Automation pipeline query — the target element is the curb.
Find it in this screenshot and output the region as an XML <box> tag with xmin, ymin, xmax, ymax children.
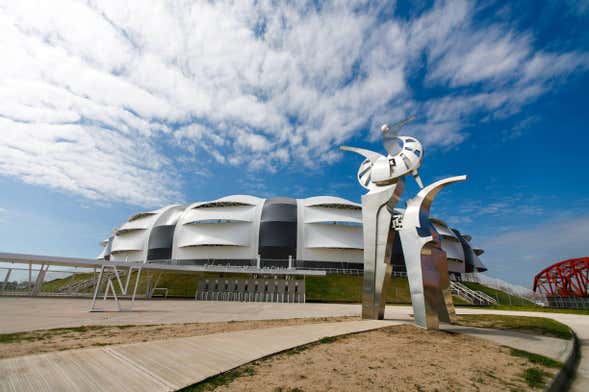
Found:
<box><xmin>545</xmin><ymin>331</ymin><xmax>580</xmax><ymax>392</ymax></box>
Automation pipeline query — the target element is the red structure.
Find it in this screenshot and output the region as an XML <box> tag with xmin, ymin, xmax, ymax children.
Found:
<box><xmin>533</xmin><ymin>257</ymin><xmax>589</xmax><ymax>297</ymax></box>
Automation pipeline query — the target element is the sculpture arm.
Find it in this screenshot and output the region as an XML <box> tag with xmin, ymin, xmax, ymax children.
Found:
<box><xmin>340</xmin><ymin>146</ymin><xmax>384</xmax><ymax>164</ymax></box>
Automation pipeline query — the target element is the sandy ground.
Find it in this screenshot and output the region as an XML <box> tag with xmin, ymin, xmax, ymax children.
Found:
<box><xmin>0</xmin><ymin>316</ymin><xmax>358</xmax><ymax>359</ymax></box>
<box><xmin>212</xmin><ymin>324</ymin><xmax>556</xmax><ymax>392</ymax></box>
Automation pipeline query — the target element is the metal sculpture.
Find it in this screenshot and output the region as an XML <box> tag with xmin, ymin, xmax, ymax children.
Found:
<box><xmin>341</xmin><ymin>119</ymin><xmax>466</xmax><ymax>329</ymax></box>
<box><xmin>533</xmin><ymin>257</ymin><xmax>589</xmax><ymax>298</ymax></box>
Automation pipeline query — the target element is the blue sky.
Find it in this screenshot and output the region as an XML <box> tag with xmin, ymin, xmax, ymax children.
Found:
<box><xmin>0</xmin><ymin>0</ymin><xmax>588</xmax><ymax>287</ymax></box>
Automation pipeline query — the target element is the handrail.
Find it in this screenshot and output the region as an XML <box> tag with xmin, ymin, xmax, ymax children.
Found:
<box><xmin>450</xmin><ymin>281</ymin><xmax>497</xmax><ymax>305</ymax></box>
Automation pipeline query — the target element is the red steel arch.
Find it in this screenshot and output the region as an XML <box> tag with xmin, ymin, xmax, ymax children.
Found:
<box><xmin>533</xmin><ymin>257</ymin><xmax>589</xmax><ymax>297</ymax></box>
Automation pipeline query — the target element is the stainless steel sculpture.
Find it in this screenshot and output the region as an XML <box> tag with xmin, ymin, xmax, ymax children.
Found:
<box><xmin>341</xmin><ymin>119</ymin><xmax>465</xmax><ymax>329</ymax></box>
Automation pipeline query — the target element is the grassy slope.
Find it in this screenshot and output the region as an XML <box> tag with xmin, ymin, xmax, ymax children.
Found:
<box><xmin>461</xmin><ymin>282</ymin><xmax>535</xmax><ymax>307</ymax></box>
<box><xmin>40</xmin><ymin>272</ymin><xmax>512</xmax><ymax>306</ymax></box>
<box><xmin>41</xmin><ymin>273</ymin><xmax>96</xmax><ymax>293</ymax></box>
<box><xmin>305</xmin><ymin>275</ymin><xmax>411</xmax><ymax>304</ymax></box>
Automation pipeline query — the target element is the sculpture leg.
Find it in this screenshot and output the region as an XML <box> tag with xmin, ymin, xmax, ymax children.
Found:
<box><xmin>361</xmin><ymin>182</ymin><xmax>403</xmax><ymax>319</ymax></box>
<box><xmin>399</xmin><ymin>176</ymin><xmax>467</xmax><ymax>329</ymax></box>
<box><xmin>438</xmin><ymin>254</ymin><xmax>457</xmax><ymax>323</ymax></box>
<box><xmin>401</xmin><ymin>234</ymin><xmax>439</xmax><ymax>329</ymax></box>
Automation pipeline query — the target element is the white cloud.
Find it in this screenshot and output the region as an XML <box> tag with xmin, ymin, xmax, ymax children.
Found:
<box><xmin>0</xmin><ymin>0</ymin><xmax>586</xmax><ymax>206</ymax></box>
<box><xmin>480</xmin><ymin>215</ymin><xmax>589</xmax><ymax>286</ymax></box>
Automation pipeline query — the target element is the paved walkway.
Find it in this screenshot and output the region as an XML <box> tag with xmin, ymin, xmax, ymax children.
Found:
<box><xmin>0</xmin><ymin>297</ymin><xmax>360</xmax><ymax>333</ymax></box>
<box><xmin>1</xmin><ymin>298</ymin><xmax>587</xmax><ymax>391</ymax></box>
<box><xmin>0</xmin><ymin>320</ymin><xmax>397</xmax><ymax>392</ymax></box>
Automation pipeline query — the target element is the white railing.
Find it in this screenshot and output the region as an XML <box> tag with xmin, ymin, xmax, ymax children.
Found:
<box><xmin>462</xmin><ymin>272</ymin><xmax>548</xmax><ymax>306</ymax></box>
<box><xmin>450</xmin><ymin>281</ymin><xmax>497</xmax><ymax>305</ymax></box>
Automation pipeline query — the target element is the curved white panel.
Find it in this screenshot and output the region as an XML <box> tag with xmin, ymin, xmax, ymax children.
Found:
<box><xmin>431</xmin><ymin>220</ymin><xmax>457</xmax><ymax>239</ymax></box>
<box><xmin>153</xmin><ymin>205</ymin><xmax>186</xmax><ymax>227</ymax></box>
<box><xmin>472</xmin><ymin>253</ymin><xmax>487</xmax><ymax>271</ymax></box>
<box><xmin>107</xmin><ymin>204</ymin><xmax>185</xmax><ymax>263</ymax></box>
<box><xmin>128</xmin><ymin>211</ymin><xmax>157</xmax><ymax>222</ymax></box>
<box><xmin>472</xmin><ymin>247</ymin><xmax>484</xmax><ymax>256</ymax></box>
<box><xmin>304</xmin><ymin>224</ymin><xmax>363</xmax><ymax>249</ymax></box>
<box><xmin>215</xmin><ymin>195</ymin><xmax>264</xmax><ymax>205</ymax></box>
<box><xmin>303</xmin><ymin>196</ymin><xmax>361</xmax><ymax>208</ymax></box>
<box><xmin>304</xmin><ymin>206</ymin><xmax>362</xmax><ymax>224</ymax></box>
<box><xmin>173</xmin><ymin>195</ymin><xmax>265</xmax><ymax>261</ymax></box>
<box><xmin>111</xmin><ymin>230</ymin><xmax>148</xmax><ymax>253</ymax></box>
<box><xmin>174</xmin><ymin>245</ymin><xmax>252</xmax><ymax>260</ymax></box>
<box><xmin>448</xmin><ymin>259</ymin><xmax>465</xmax><ymax>274</ymax></box>
<box><xmin>119</xmin><ymin>213</ymin><xmax>159</xmax><ymax>231</ymax></box>
<box><xmin>440</xmin><ymin>237</ymin><xmax>465</xmax><ymax>262</ymax></box>
<box><xmin>109</xmin><ymin>250</ymin><xmax>144</xmax><ymax>262</ymax></box>
<box><xmin>176</xmin><ymin>223</ymin><xmax>250</xmax><ymax>248</ymax></box>
<box><xmin>304</xmin><ymin>248</ymin><xmax>363</xmax><ymax>263</ymax></box>
<box><xmin>181</xmin><ymin>205</ymin><xmax>256</xmax><ymax>224</ymax></box>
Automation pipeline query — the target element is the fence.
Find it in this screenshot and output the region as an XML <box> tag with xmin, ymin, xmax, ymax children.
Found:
<box><xmin>195</xmin><ymin>277</ymin><xmax>305</xmax><ymax>303</ymax></box>
<box><xmin>461</xmin><ymin>272</ymin><xmax>549</xmax><ymax>306</ymax></box>
<box><xmin>0</xmin><ymin>263</ymin><xmax>99</xmax><ymax>297</ymax></box>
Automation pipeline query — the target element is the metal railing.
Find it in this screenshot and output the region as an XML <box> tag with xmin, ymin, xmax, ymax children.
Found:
<box><xmin>545</xmin><ymin>296</ymin><xmax>589</xmax><ymax>309</ymax></box>
<box><xmin>450</xmin><ymin>281</ymin><xmax>497</xmax><ymax>305</ymax></box>
<box><xmin>461</xmin><ymin>272</ymin><xmax>548</xmax><ymax>306</ymax></box>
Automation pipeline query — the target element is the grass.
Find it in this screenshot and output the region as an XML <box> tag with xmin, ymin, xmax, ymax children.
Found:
<box><xmin>456</xmin><ymin>314</ymin><xmax>573</xmax><ymax>340</ymax></box>
<box><xmin>306</xmin><ymin>275</ymin><xmax>412</xmax><ymax>304</ymax></box>
<box><xmin>522</xmin><ymin>367</ymin><xmax>551</xmax><ymax>388</ymax></box>
<box><xmin>41</xmin><ymin>273</ymin><xmax>97</xmax><ymax>293</ymax></box>
<box><xmin>510</xmin><ymin>348</ymin><xmax>563</xmax><ymax>369</ymax></box>
<box><xmin>0</xmin><ymin>324</ymin><xmax>141</xmax><ymax>344</ymax></box>
<box><xmin>468</xmin><ymin>304</ymin><xmax>589</xmax><ymax>315</ymax></box>
<box><xmin>42</xmin><ymin>271</ymin><xmax>399</xmax><ymax>302</ymax></box>
<box><xmin>178</xmin><ymin>366</ymin><xmax>257</xmax><ymax>392</ymax></box>
<box><xmin>507</xmin><ymin>345</ymin><xmax>564</xmax><ymax>389</ymax></box>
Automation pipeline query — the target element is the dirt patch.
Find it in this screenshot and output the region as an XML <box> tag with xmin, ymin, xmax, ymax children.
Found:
<box><xmin>201</xmin><ymin>324</ymin><xmax>557</xmax><ymax>392</ymax></box>
<box><xmin>0</xmin><ymin>316</ymin><xmax>358</xmax><ymax>359</ymax></box>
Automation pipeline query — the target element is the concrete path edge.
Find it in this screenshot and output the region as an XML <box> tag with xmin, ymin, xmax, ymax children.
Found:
<box><xmin>546</xmin><ymin>330</ymin><xmax>580</xmax><ymax>392</ymax></box>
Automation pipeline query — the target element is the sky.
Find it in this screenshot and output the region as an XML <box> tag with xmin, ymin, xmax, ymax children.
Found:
<box><xmin>0</xmin><ymin>0</ymin><xmax>588</xmax><ymax>287</ymax></box>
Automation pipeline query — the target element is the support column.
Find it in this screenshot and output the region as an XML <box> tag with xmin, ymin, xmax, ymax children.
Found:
<box><xmin>2</xmin><ymin>268</ymin><xmax>12</xmax><ymax>290</ymax></box>
<box><xmin>32</xmin><ymin>264</ymin><xmax>48</xmax><ymax>296</ymax></box>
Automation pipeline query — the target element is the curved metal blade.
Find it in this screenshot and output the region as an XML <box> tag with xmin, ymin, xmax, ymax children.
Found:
<box><xmin>340</xmin><ymin>146</ymin><xmax>384</xmax><ymax>163</ymax></box>
<box><xmin>382</xmin><ymin>116</ymin><xmax>416</xmax><ymax>137</ymax></box>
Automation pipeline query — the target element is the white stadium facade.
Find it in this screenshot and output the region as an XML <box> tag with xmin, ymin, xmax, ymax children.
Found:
<box><xmin>98</xmin><ymin>195</ymin><xmax>486</xmax><ymax>277</ymax></box>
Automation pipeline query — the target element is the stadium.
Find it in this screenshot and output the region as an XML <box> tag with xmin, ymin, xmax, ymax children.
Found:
<box><xmin>98</xmin><ymin>194</ymin><xmax>487</xmax><ymax>279</ymax></box>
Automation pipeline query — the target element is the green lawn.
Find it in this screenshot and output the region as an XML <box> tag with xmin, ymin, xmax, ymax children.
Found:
<box><xmin>467</xmin><ymin>304</ymin><xmax>589</xmax><ymax>315</ymax></box>
<box><xmin>40</xmin><ymin>272</ymin><xmax>490</xmax><ymax>305</ymax></box>
<box><xmin>41</xmin><ymin>272</ymin><xmax>96</xmax><ymax>293</ymax></box>
<box><xmin>456</xmin><ymin>314</ymin><xmax>573</xmax><ymax>340</ymax></box>
<box><xmin>305</xmin><ymin>275</ymin><xmax>412</xmax><ymax>304</ymax></box>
